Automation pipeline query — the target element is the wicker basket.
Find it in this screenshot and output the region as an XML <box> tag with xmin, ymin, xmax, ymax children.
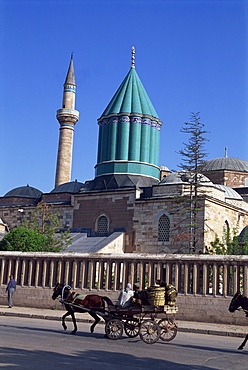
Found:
<box><xmin>147</xmin><ymin>286</ymin><xmax>165</xmax><ymax>306</ymax></box>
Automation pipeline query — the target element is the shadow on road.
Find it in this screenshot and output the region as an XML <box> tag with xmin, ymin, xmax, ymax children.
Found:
<box><xmin>0</xmin><ymin>347</ymin><xmax>228</xmax><ymax>370</ymax></box>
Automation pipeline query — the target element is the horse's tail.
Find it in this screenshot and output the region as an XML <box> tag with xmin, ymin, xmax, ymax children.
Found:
<box><xmin>102</xmin><ymin>296</ymin><xmax>114</xmax><ymax>307</ymax></box>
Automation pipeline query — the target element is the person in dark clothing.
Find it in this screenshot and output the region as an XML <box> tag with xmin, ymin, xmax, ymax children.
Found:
<box><xmin>133</xmin><ymin>283</ymin><xmax>140</xmax><ymax>299</ymax></box>
<box><xmin>6</xmin><ymin>275</ymin><xmax>17</xmax><ymax>308</ymax></box>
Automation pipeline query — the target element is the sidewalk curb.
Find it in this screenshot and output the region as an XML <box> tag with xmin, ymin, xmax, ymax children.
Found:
<box><xmin>0</xmin><ymin>309</ymin><xmax>246</xmax><ymax>338</ymax></box>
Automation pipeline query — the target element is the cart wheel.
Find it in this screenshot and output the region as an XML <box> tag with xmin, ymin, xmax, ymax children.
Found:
<box><xmin>139</xmin><ymin>320</ymin><xmax>160</xmax><ymax>344</ymax></box>
<box><xmin>105</xmin><ymin>319</ymin><xmax>123</xmax><ymax>340</ymax></box>
<box><xmin>158</xmin><ymin>318</ymin><xmax>178</xmax><ymax>341</ymax></box>
<box><xmin>124</xmin><ymin>319</ymin><xmax>140</xmax><ymax>338</ymax></box>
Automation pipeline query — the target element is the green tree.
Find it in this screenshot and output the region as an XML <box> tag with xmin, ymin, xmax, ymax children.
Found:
<box><xmin>0</xmin><ymin>227</ymin><xmax>49</xmax><ymax>252</ymax></box>
<box><xmin>21</xmin><ymin>201</ymin><xmax>72</xmax><ymax>251</ymax></box>
<box><xmin>207</xmin><ymin>226</ymin><xmax>248</xmax><ymax>255</ymax></box>
<box><xmin>177</xmin><ymin>112</ymin><xmax>209</xmax><ymax>252</ymax></box>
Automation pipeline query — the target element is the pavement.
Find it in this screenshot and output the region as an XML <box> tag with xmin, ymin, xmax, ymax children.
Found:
<box><xmin>0</xmin><ymin>304</ymin><xmax>247</xmax><ymax>338</ymax></box>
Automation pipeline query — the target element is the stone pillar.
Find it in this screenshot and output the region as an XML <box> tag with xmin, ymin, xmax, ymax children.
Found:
<box><xmin>0</xmin><ymin>258</ymin><xmax>5</xmax><ymax>285</ymax></box>
<box><xmin>184</xmin><ymin>263</ymin><xmax>189</xmax><ymax>295</ymax></box>
<box><xmin>35</xmin><ymin>260</ymin><xmax>40</xmax><ymax>288</ymax></box>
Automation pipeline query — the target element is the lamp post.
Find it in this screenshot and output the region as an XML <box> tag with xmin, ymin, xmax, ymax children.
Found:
<box><xmin>18</xmin><ymin>208</ymin><xmax>24</xmax><ymax>225</ymax></box>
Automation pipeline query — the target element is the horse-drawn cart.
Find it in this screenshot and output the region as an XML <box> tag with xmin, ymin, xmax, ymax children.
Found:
<box><xmin>105</xmin><ymin>304</ymin><xmax>178</xmax><ymax>344</ymax></box>
<box><xmin>52</xmin><ymin>283</ymin><xmax>179</xmax><ymax>344</ymax></box>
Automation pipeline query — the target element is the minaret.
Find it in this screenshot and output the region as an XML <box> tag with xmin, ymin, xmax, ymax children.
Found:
<box><xmin>55</xmin><ymin>54</ymin><xmax>79</xmax><ymax>187</ymax></box>
<box><xmin>95</xmin><ymin>47</ymin><xmax>162</xmax><ymax>180</ymax></box>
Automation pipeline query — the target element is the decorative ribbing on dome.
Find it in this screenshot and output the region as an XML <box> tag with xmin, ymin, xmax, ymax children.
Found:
<box><xmin>101</xmin><ymin>68</ymin><xmax>159</xmax><ymax>119</ymax></box>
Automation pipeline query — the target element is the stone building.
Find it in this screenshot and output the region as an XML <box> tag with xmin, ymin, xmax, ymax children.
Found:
<box><xmin>1</xmin><ymin>49</ymin><xmax>248</xmax><ymax>253</ymax></box>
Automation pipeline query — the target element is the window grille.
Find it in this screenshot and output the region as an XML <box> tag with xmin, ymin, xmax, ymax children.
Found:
<box><xmin>158</xmin><ymin>214</ymin><xmax>170</xmax><ymax>241</ymax></box>
<box><xmin>97</xmin><ymin>215</ymin><xmax>108</xmax><ymax>235</ymax></box>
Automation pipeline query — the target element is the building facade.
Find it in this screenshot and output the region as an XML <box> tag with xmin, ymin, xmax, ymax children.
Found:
<box><xmin>1</xmin><ymin>50</ymin><xmax>248</xmax><ymax>253</ymax></box>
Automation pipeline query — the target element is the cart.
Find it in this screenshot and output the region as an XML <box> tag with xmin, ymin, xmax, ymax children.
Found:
<box><xmin>104</xmin><ymin>304</ymin><xmax>178</xmax><ymax>344</ymax></box>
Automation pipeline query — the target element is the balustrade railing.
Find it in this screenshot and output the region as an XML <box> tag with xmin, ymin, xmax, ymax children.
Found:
<box><xmin>0</xmin><ymin>252</ymin><xmax>247</xmax><ymax>297</ymax></box>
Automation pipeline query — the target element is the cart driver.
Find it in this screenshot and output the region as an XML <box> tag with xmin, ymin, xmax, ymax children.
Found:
<box><xmin>116</xmin><ymin>283</ymin><xmax>134</xmax><ymax>307</ymax></box>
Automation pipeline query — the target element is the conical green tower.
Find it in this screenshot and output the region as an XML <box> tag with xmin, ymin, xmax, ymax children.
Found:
<box><xmin>95</xmin><ymin>47</ymin><xmax>162</xmax><ymax>181</ymax></box>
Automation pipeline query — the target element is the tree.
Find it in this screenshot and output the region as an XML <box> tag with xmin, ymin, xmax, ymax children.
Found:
<box><xmin>20</xmin><ymin>201</ymin><xmax>72</xmax><ymax>251</ymax></box>
<box><xmin>0</xmin><ymin>201</ymin><xmax>72</xmax><ymax>252</ymax></box>
<box><xmin>207</xmin><ymin>226</ymin><xmax>248</xmax><ymax>255</ymax></box>
<box><xmin>0</xmin><ymin>227</ymin><xmax>49</xmax><ymax>252</ymax></box>
<box><xmin>177</xmin><ymin>112</ymin><xmax>209</xmax><ymax>252</ymax></box>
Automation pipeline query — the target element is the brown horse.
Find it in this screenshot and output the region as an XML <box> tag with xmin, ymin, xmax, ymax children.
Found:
<box><xmin>229</xmin><ymin>291</ymin><xmax>248</xmax><ymax>350</ymax></box>
<box><xmin>52</xmin><ymin>283</ymin><xmax>113</xmax><ymax>334</ymax></box>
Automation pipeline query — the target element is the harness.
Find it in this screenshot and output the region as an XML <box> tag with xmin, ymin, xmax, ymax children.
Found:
<box><xmin>61</xmin><ymin>285</ymin><xmax>72</xmax><ymax>301</ymax></box>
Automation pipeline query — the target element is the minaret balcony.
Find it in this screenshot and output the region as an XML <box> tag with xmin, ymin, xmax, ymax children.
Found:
<box><xmin>56</xmin><ymin>109</ymin><xmax>80</xmax><ymax>125</ymax></box>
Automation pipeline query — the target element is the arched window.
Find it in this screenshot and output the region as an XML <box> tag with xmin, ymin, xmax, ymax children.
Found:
<box><xmin>97</xmin><ymin>215</ymin><xmax>109</xmax><ymax>235</ymax></box>
<box><xmin>158</xmin><ymin>214</ymin><xmax>170</xmax><ymax>242</ymax></box>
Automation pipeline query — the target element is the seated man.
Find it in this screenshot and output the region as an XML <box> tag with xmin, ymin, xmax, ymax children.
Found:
<box><xmin>116</xmin><ymin>283</ymin><xmax>134</xmax><ymax>307</ymax></box>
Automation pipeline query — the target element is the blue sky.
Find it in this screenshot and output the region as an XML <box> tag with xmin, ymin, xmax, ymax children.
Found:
<box><xmin>0</xmin><ymin>0</ymin><xmax>247</xmax><ymax>196</ymax></box>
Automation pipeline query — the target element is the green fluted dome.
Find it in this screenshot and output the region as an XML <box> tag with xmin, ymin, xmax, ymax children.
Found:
<box><xmin>101</xmin><ymin>68</ymin><xmax>159</xmax><ymax>119</ymax></box>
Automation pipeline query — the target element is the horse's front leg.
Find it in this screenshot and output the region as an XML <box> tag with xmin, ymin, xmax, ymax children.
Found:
<box><xmin>70</xmin><ymin>311</ymin><xmax>78</xmax><ymax>335</ymax></box>
<box><xmin>62</xmin><ymin>311</ymin><xmax>71</xmax><ymax>331</ymax></box>
<box><xmin>89</xmin><ymin>312</ymin><xmax>101</xmax><ymax>333</ymax></box>
<box><xmin>238</xmin><ymin>334</ymin><xmax>248</xmax><ymax>350</ymax></box>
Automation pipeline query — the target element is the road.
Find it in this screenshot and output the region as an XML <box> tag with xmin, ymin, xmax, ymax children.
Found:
<box><xmin>0</xmin><ymin>316</ymin><xmax>247</xmax><ymax>369</ymax></box>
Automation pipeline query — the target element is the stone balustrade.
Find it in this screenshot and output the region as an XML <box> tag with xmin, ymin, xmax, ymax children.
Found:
<box><xmin>1</xmin><ymin>252</ymin><xmax>247</xmax><ymax>297</ymax></box>
<box><xmin>1</xmin><ymin>252</ymin><xmax>247</xmax><ymax>324</ymax></box>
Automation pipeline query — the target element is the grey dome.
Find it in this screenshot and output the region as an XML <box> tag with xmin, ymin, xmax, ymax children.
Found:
<box><xmin>160</xmin><ymin>171</ymin><xmax>212</xmax><ymax>185</ymax></box>
<box><xmin>202</xmin><ymin>157</ymin><xmax>248</xmax><ymax>172</ymax></box>
<box><xmin>4</xmin><ymin>185</ymin><xmax>42</xmax><ymax>198</ymax></box>
<box><xmin>51</xmin><ymin>180</ymin><xmax>85</xmax><ymax>194</ymax></box>
<box><xmin>213</xmin><ymin>184</ymin><xmax>243</xmax><ymax>200</ymax></box>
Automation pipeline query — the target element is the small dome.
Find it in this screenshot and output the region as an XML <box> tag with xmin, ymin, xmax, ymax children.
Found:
<box><xmin>51</xmin><ymin>180</ymin><xmax>85</xmax><ymax>194</ymax></box>
<box><xmin>160</xmin><ymin>171</ymin><xmax>212</xmax><ymax>185</ymax></box>
<box><xmin>160</xmin><ymin>165</ymin><xmax>170</xmax><ymax>171</ymax></box>
<box><xmin>213</xmin><ymin>184</ymin><xmax>243</xmax><ymax>200</ymax></box>
<box><xmin>202</xmin><ymin>157</ymin><xmax>248</xmax><ymax>172</ymax></box>
<box><xmin>4</xmin><ymin>185</ymin><xmax>42</xmax><ymax>198</ymax></box>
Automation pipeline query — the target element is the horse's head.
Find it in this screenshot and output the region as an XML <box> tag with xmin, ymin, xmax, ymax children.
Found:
<box><xmin>229</xmin><ymin>291</ymin><xmax>243</xmax><ymax>312</ymax></box>
<box><xmin>52</xmin><ymin>283</ymin><xmax>64</xmax><ymax>300</ymax></box>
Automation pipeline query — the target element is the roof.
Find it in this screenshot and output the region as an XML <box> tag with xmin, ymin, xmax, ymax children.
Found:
<box><xmin>160</xmin><ymin>172</ymin><xmax>212</xmax><ymax>185</ymax></box>
<box><xmin>51</xmin><ymin>180</ymin><xmax>84</xmax><ymax>194</ymax></box>
<box><xmin>100</xmin><ymin>68</ymin><xmax>159</xmax><ymax>119</ymax></box>
<box><xmin>4</xmin><ymin>185</ymin><xmax>42</xmax><ymax>198</ymax></box>
<box><xmin>213</xmin><ymin>184</ymin><xmax>243</xmax><ymax>200</ymax></box>
<box><xmin>202</xmin><ymin>157</ymin><xmax>248</xmax><ymax>173</ymax></box>
<box><xmin>64</xmin><ymin>55</ymin><xmax>76</xmax><ymax>86</ymax></box>
<box><xmin>80</xmin><ymin>174</ymin><xmax>159</xmax><ymax>192</ymax></box>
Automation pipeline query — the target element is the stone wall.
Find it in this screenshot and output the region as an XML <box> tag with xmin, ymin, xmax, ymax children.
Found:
<box><xmin>73</xmin><ymin>189</ymin><xmax>139</xmax><ymax>252</ymax></box>
<box><xmin>203</xmin><ymin>170</ymin><xmax>248</xmax><ymax>188</ymax></box>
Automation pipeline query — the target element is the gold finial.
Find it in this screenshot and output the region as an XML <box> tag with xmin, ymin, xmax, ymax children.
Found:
<box><xmin>131</xmin><ymin>46</ymin><xmax>135</xmax><ymax>68</ymax></box>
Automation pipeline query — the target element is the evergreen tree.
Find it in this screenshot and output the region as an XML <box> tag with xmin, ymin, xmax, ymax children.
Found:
<box><xmin>177</xmin><ymin>112</ymin><xmax>209</xmax><ymax>252</ymax></box>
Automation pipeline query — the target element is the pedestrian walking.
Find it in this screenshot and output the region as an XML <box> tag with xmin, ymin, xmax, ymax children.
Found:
<box><xmin>6</xmin><ymin>275</ymin><xmax>17</xmax><ymax>308</ymax></box>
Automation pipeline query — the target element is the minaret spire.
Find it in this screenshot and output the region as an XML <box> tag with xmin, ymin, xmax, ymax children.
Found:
<box><xmin>131</xmin><ymin>46</ymin><xmax>135</xmax><ymax>69</ymax></box>
<box><xmin>55</xmin><ymin>56</ymin><xmax>80</xmax><ymax>187</ymax></box>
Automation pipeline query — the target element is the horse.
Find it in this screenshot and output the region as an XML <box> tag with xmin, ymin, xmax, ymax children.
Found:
<box><xmin>229</xmin><ymin>291</ymin><xmax>248</xmax><ymax>350</ymax></box>
<box><xmin>52</xmin><ymin>283</ymin><xmax>113</xmax><ymax>334</ymax></box>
